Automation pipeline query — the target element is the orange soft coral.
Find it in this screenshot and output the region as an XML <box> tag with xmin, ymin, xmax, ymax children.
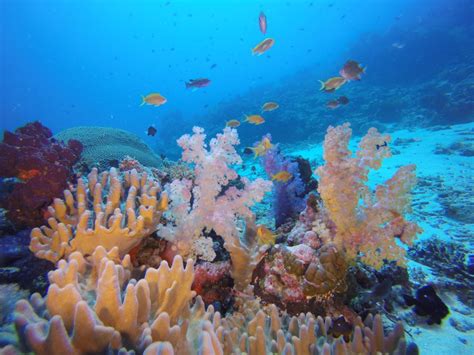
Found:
<box><xmin>316</xmin><ymin>123</ymin><xmax>422</xmax><ymax>269</ymax></box>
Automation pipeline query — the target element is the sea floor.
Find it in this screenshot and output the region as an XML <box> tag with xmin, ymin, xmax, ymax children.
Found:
<box><xmin>286</xmin><ymin>121</ymin><xmax>474</xmax><ymax>354</ymax></box>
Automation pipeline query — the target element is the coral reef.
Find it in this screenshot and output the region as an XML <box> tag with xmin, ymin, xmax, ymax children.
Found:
<box><xmin>260</xmin><ymin>141</ymin><xmax>306</xmax><ymax>227</ymax></box>
<box><xmin>158</xmin><ymin>127</ymin><xmax>272</xmax><ymax>261</ymax></box>
<box><xmin>30</xmin><ymin>167</ymin><xmax>167</xmax><ymax>263</ymax></box>
<box><xmin>55</xmin><ymin>126</ymin><xmax>162</xmax><ymax>170</ymax></box>
<box><xmin>408</xmin><ymin>237</ymin><xmax>473</xmax><ymax>307</ymax></box>
<box><xmin>0</xmin><ymin>121</ymin><xmax>82</xmax><ymax>228</ymax></box>
<box><xmin>315</xmin><ymin>123</ymin><xmax>422</xmax><ymax>268</ymax></box>
<box><xmin>253</xmin><ymin>243</ymin><xmax>348</xmax><ymax>315</ymax></box>
<box><xmin>6</xmin><ymin>245</ymin><xmax>410</xmax><ymax>355</ymax></box>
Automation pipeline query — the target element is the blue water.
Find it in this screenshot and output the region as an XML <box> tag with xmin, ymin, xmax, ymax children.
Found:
<box><xmin>3</xmin><ymin>0</ymin><xmax>471</xmax><ymax>157</ymax></box>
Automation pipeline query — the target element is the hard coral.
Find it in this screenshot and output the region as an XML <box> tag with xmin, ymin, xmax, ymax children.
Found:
<box><xmin>8</xmin><ymin>245</ymin><xmax>411</xmax><ymax>355</ymax></box>
<box><xmin>158</xmin><ymin>127</ymin><xmax>272</xmax><ymax>260</ymax></box>
<box><xmin>30</xmin><ymin>167</ymin><xmax>167</xmax><ymax>263</ymax></box>
<box><xmin>316</xmin><ymin>123</ymin><xmax>422</xmax><ymax>269</ymax></box>
<box><xmin>55</xmin><ymin>126</ymin><xmax>162</xmax><ymax>170</ymax></box>
<box><xmin>0</xmin><ymin>121</ymin><xmax>82</xmax><ymax>228</ymax></box>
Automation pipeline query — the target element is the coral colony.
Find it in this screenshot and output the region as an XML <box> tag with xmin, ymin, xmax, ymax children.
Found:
<box><xmin>0</xmin><ymin>122</ymin><xmax>424</xmax><ymax>354</ymax></box>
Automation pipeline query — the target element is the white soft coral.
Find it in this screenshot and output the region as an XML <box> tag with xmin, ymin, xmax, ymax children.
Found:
<box><xmin>158</xmin><ymin>127</ymin><xmax>272</xmax><ymax>260</ymax></box>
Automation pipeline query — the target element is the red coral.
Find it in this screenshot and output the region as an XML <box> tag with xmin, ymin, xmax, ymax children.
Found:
<box><xmin>0</xmin><ymin>121</ymin><xmax>82</xmax><ymax>228</ymax></box>
<box><xmin>192</xmin><ymin>261</ymin><xmax>233</xmax><ymax>306</ymax></box>
<box><xmin>119</xmin><ymin>155</ymin><xmax>144</xmax><ymax>172</ymax></box>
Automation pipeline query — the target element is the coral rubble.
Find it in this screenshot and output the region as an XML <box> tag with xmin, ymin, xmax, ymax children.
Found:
<box><xmin>0</xmin><ymin>121</ymin><xmax>82</xmax><ymax>228</ymax></box>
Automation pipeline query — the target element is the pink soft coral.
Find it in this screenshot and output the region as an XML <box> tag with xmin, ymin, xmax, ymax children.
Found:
<box><xmin>316</xmin><ymin>123</ymin><xmax>421</xmax><ymax>269</ymax></box>
<box><xmin>158</xmin><ymin>127</ymin><xmax>272</xmax><ymax>260</ymax></box>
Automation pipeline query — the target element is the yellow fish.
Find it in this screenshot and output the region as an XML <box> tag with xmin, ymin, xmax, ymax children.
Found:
<box><xmin>271</xmin><ymin>171</ymin><xmax>292</xmax><ymax>182</ymax></box>
<box><xmin>141</xmin><ymin>93</ymin><xmax>167</xmax><ymax>107</ymax></box>
<box><xmin>158</xmin><ymin>192</ymin><xmax>168</xmax><ymax>211</ymax></box>
<box><xmin>244</xmin><ymin>114</ymin><xmax>265</xmax><ymax>125</ymax></box>
<box><xmin>262</xmin><ymin>102</ymin><xmax>279</xmax><ymax>112</ymax></box>
<box><xmin>248</xmin><ymin>136</ymin><xmax>273</xmax><ymax>158</ymax></box>
<box><xmin>257</xmin><ymin>225</ymin><xmax>277</xmax><ymax>246</ymax></box>
<box><xmin>252</xmin><ymin>38</ymin><xmax>275</xmax><ymax>56</ymax></box>
<box><xmin>226</xmin><ymin>119</ymin><xmax>241</xmax><ymax>128</ymax></box>
<box><xmin>318</xmin><ymin>77</ymin><xmax>346</xmax><ymax>92</ymax></box>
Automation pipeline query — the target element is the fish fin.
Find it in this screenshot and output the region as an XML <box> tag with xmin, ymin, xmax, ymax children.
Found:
<box><xmin>318</xmin><ymin>80</ymin><xmax>325</xmax><ymax>91</ymax></box>
<box><xmin>192</xmin><ymin>88</ymin><xmax>198</xmax><ymax>92</ymax></box>
<box><xmin>140</xmin><ymin>95</ymin><xmax>146</xmax><ymax>106</ymax></box>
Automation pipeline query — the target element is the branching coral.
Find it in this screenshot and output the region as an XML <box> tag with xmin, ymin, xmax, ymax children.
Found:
<box><xmin>316</xmin><ymin>123</ymin><xmax>422</xmax><ymax>269</ymax></box>
<box><xmin>158</xmin><ymin>127</ymin><xmax>272</xmax><ymax>260</ymax></box>
<box><xmin>9</xmin><ymin>245</ymin><xmax>410</xmax><ymax>355</ymax></box>
<box><xmin>12</xmin><ymin>246</ymin><xmax>197</xmax><ymax>354</ymax></box>
<box><xmin>30</xmin><ymin>168</ymin><xmax>167</xmax><ymax>263</ymax></box>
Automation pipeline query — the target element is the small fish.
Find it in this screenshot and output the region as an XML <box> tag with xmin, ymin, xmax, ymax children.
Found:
<box><xmin>319</xmin><ymin>77</ymin><xmax>346</xmax><ymax>92</ymax></box>
<box><xmin>403</xmin><ymin>285</ymin><xmax>449</xmax><ymax>325</ymax></box>
<box><xmin>140</xmin><ymin>93</ymin><xmax>167</xmax><ymax>107</ymax></box>
<box><xmin>244</xmin><ymin>114</ymin><xmax>265</xmax><ymax>125</ymax></box>
<box><xmin>326</xmin><ymin>99</ymin><xmax>340</xmax><ymax>109</ymax></box>
<box><xmin>328</xmin><ymin>316</ymin><xmax>352</xmax><ymax>341</ymax></box>
<box><xmin>337</xmin><ymin>96</ymin><xmax>350</xmax><ymax>105</ymax></box>
<box><xmin>392</xmin><ymin>42</ymin><xmax>405</xmax><ymax>49</ymax></box>
<box><xmin>226</xmin><ymin>119</ymin><xmax>240</xmax><ymax>128</ymax></box>
<box><xmin>248</xmin><ymin>136</ymin><xmax>273</xmax><ymax>157</ymax></box>
<box><xmin>339</xmin><ymin>60</ymin><xmax>365</xmax><ymax>81</ymax></box>
<box><xmin>158</xmin><ymin>192</ymin><xmax>168</xmax><ymax>211</ymax></box>
<box><xmin>17</xmin><ymin>169</ymin><xmax>41</xmax><ymax>181</ymax></box>
<box><xmin>257</xmin><ymin>225</ymin><xmax>277</xmax><ymax>246</ymax></box>
<box><xmin>185</xmin><ymin>78</ymin><xmax>211</xmax><ymax>89</ymax></box>
<box><xmin>252</xmin><ymin>38</ymin><xmax>275</xmax><ymax>56</ymax></box>
<box><xmin>261</xmin><ymin>102</ymin><xmax>279</xmax><ymax>112</ymax></box>
<box><xmin>259</xmin><ymin>11</ymin><xmax>267</xmax><ymax>35</ymax></box>
<box><xmin>210</xmin><ymin>63</ymin><xmax>217</xmax><ymax>69</ymax></box>
<box><xmin>376</xmin><ymin>141</ymin><xmax>388</xmax><ymax>150</ymax></box>
<box><xmin>271</xmin><ymin>170</ymin><xmax>292</xmax><ymax>182</ymax></box>
<box><xmin>146</xmin><ymin>125</ymin><xmax>157</xmax><ymax>136</ymax></box>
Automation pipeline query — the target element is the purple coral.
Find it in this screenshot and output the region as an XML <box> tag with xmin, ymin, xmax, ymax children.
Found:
<box><xmin>0</xmin><ymin>121</ymin><xmax>82</xmax><ymax>228</ymax></box>
<box><xmin>259</xmin><ymin>137</ymin><xmax>306</xmax><ymax>227</ymax></box>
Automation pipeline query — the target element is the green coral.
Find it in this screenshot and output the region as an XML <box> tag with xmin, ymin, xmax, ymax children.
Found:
<box><xmin>55</xmin><ymin>126</ymin><xmax>163</xmax><ymax>169</ymax></box>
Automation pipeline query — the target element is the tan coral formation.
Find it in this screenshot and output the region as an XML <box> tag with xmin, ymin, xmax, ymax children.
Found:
<box><xmin>30</xmin><ymin>167</ymin><xmax>167</xmax><ymax>262</ymax></box>
<box><xmin>12</xmin><ymin>245</ymin><xmax>409</xmax><ymax>355</ymax></box>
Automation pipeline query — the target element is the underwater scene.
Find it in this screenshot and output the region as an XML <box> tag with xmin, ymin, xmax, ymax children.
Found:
<box><xmin>0</xmin><ymin>0</ymin><xmax>473</xmax><ymax>354</ymax></box>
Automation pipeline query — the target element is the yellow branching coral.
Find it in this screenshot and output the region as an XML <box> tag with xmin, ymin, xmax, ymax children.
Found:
<box><xmin>30</xmin><ymin>167</ymin><xmax>167</xmax><ymax>262</ymax></box>
<box><xmin>11</xmin><ymin>246</ymin><xmax>409</xmax><ymax>355</ymax></box>
<box><xmin>316</xmin><ymin>123</ymin><xmax>422</xmax><ymax>269</ymax></box>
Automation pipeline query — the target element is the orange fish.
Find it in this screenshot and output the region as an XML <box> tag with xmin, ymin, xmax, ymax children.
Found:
<box><xmin>252</xmin><ymin>38</ymin><xmax>275</xmax><ymax>56</ymax></box>
<box><xmin>244</xmin><ymin>114</ymin><xmax>265</xmax><ymax>125</ymax></box>
<box><xmin>140</xmin><ymin>93</ymin><xmax>167</xmax><ymax>107</ymax></box>
<box><xmin>319</xmin><ymin>77</ymin><xmax>346</xmax><ymax>92</ymax></box>
<box><xmin>261</xmin><ymin>102</ymin><xmax>279</xmax><ymax>112</ymax></box>
<box><xmin>257</xmin><ymin>225</ymin><xmax>277</xmax><ymax>246</ymax></box>
<box><xmin>17</xmin><ymin>169</ymin><xmax>41</xmax><ymax>181</ymax></box>
<box><xmin>226</xmin><ymin>119</ymin><xmax>241</xmax><ymax>128</ymax></box>
<box><xmin>248</xmin><ymin>136</ymin><xmax>273</xmax><ymax>157</ymax></box>
<box><xmin>271</xmin><ymin>170</ymin><xmax>292</xmax><ymax>182</ymax></box>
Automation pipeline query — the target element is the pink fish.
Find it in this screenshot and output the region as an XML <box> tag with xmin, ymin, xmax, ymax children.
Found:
<box><xmin>185</xmin><ymin>78</ymin><xmax>211</xmax><ymax>89</ymax></box>
<box><xmin>259</xmin><ymin>12</ymin><xmax>267</xmax><ymax>35</ymax></box>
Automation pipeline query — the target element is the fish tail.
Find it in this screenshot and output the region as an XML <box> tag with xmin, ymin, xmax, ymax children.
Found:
<box><xmin>318</xmin><ymin>80</ymin><xmax>325</xmax><ymax>91</ymax></box>
<box><xmin>140</xmin><ymin>96</ymin><xmax>146</xmax><ymax>106</ymax></box>
<box><xmin>185</xmin><ymin>82</ymin><xmax>190</xmax><ymax>89</ymax></box>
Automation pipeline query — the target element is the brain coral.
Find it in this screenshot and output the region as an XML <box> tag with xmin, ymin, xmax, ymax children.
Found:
<box><xmin>55</xmin><ymin>126</ymin><xmax>163</xmax><ymax>169</ymax></box>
